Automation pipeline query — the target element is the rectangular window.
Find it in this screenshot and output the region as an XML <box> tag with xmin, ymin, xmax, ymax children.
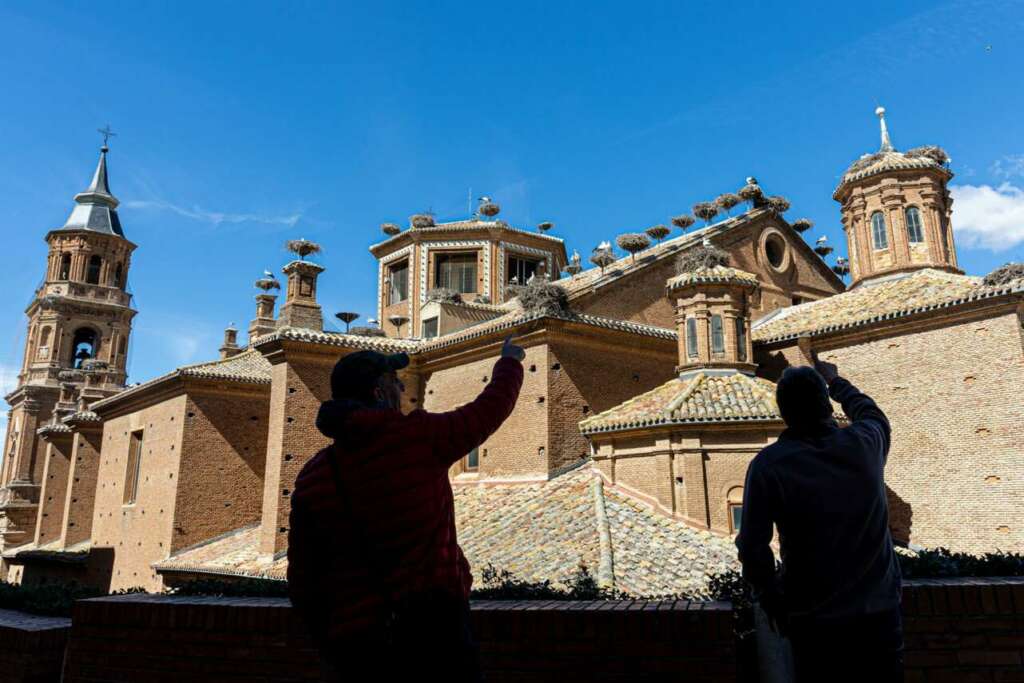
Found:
<box><xmin>422</xmin><ymin>317</ymin><xmax>438</xmax><ymax>339</ymax></box>
<box><xmin>465</xmin><ymin>447</ymin><xmax>479</xmax><ymax>471</ymax></box>
<box><xmin>124</xmin><ymin>430</ymin><xmax>143</xmax><ymax>505</ymax></box>
<box><xmin>686</xmin><ymin>318</ymin><xmax>698</xmax><ymax>358</ymax></box>
<box><xmin>730</xmin><ymin>504</ymin><xmax>743</xmax><ymax>533</ymax></box>
<box><xmin>711</xmin><ymin>315</ymin><xmax>725</xmax><ymax>354</ymax></box>
<box><xmin>434</xmin><ymin>252</ymin><xmax>477</xmax><ymax>294</ymax></box>
<box><xmin>736</xmin><ymin>318</ymin><xmax>747</xmax><ymax>362</ymax></box>
<box><xmin>388</xmin><ymin>260</ymin><xmax>409</xmax><ymax>304</ymax></box>
<box><xmin>507</xmin><ymin>255</ymin><xmax>541</xmax><ymax>284</ymax></box>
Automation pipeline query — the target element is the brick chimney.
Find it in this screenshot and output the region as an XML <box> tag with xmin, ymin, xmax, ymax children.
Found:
<box><xmin>248</xmin><ymin>294</ymin><xmax>278</xmax><ymax>341</ymax></box>
<box><xmin>277</xmin><ymin>260</ymin><xmax>325</xmax><ymax>331</ymax></box>
<box><xmin>219</xmin><ymin>324</ymin><xmax>241</xmax><ymax>359</ymax></box>
<box><xmin>666</xmin><ymin>265</ymin><xmax>759</xmax><ymax>375</ymax></box>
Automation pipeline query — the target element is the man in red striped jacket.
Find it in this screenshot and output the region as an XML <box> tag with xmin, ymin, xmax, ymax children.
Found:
<box><xmin>288</xmin><ymin>335</ymin><xmax>525</xmax><ymax>681</ymax></box>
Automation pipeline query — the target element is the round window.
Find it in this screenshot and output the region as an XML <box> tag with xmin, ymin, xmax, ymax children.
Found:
<box><xmin>765</xmin><ymin>234</ymin><xmax>786</xmax><ymax>269</ymax></box>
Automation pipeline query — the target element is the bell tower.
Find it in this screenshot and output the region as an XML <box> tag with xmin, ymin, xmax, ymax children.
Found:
<box><xmin>834</xmin><ymin>107</ymin><xmax>960</xmax><ymax>287</ymax></box>
<box><xmin>0</xmin><ymin>140</ymin><xmax>137</xmax><ymax>556</ymax></box>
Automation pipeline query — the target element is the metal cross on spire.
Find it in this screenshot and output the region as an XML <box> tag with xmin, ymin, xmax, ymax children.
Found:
<box><xmin>97</xmin><ymin>124</ymin><xmax>117</xmax><ymax>150</ymax></box>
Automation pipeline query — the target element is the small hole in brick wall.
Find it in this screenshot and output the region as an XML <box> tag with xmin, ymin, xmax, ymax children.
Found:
<box><xmin>985</xmin><ymin>475</ymin><xmax>1001</xmax><ymax>484</ymax></box>
<box><xmin>285</xmin><ymin>454</ymin><xmax>294</xmax><ymax>461</ymax></box>
<box><xmin>75</xmin><ymin>478</ymin><xmax>80</xmax><ymax>483</ymax></box>
<box><xmin>538</xmin><ymin>396</ymin><xmax>545</xmax><ymax>403</ymax></box>
<box><xmin>632</xmin><ymin>374</ymin><xmax>640</xmax><ymax>382</ymax></box>
<box><xmin>187</xmin><ymin>412</ymin><xmax>195</xmax><ymax>418</ymax></box>
<box><xmin>69</xmin><ymin>522</ymin><xmax>75</xmax><ymax>527</ymax></box>
<box><xmin>288</xmin><ymin>387</ymin><xmax>296</xmax><ymax>394</ymax></box>
<box><xmin>287</xmin><ymin>416</ymin><xmax>295</xmax><ymax>423</ymax></box>
<box><xmin>529</xmin><ymin>365</ymin><xmax>536</xmax><ymax>372</ymax></box>
<box><xmin>282</xmin><ymin>489</ymin><xmax>290</xmax><ymax>496</ymax></box>
<box><xmin>676</xmin><ymin>476</ymin><xmax>684</xmax><ymax>484</ymax></box>
<box><xmin>410</xmin><ymin>398</ymin><xmax>418</xmax><ymax>404</ymax></box>
<box><xmin>170</xmin><ymin>416</ymin><xmax>174</xmax><ymax>421</ymax></box>
<box><xmin>552</xmin><ymin>363</ymin><xmax>561</xmax><ymax>371</ymax></box>
<box><xmin>538</xmin><ymin>447</ymin><xmax>545</xmax><ymax>458</ymax></box>
<box><xmin>483</xmin><ymin>376</ymin><xmax>488</xmax><ymax>383</ymax></box>
<box><xmin>72</xmin><ymin>498</ymin><xmax>77</xmax><ymax>503</ymax></box>
<box><xmin>48</xmin><ymin>496</ymin><xmax>52</xmax><ymax>501</ymax></box>
<box><xmin>997</xmin><ymin>526</ymin><xmax>1010</xmax><ymax>533</ymax></box>
<box><xmin>42</xmin><ymin>513</ymin><xmax>48</xmax><ymax>517</ymax></box>
<box><xmin>279</xmin><ymin>527</ymin><xmax>288</xmax><ymax>533</ymax></box>
<box><xmin>976</xmin><ymin>427</ymin><xmax>991</xmax><ymax>435</ymax></box>
<box><xmin>224</xmin><ymin>502</ymin><xmax>231</xmax><ymax>507</ymax></box>
<box><xmin>964</xmin><ymin>375</ymin><xmax>976</xmax><ymax>384</ymax></box>
<box><xmin>482</xmin><ymin>449</ymin><xmax>488</xmax><ymax>458</ymax></box>
<box><xmin>582</xmin><ymin>406</ymin><xmax>590</xmax><ymax>414</ymax></box>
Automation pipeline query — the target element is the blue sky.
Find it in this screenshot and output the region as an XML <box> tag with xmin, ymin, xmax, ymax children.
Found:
<box><xmin>2</xmin><ymin>0</ymin><xmax>1023</xmax><ymax>399</ymax></box>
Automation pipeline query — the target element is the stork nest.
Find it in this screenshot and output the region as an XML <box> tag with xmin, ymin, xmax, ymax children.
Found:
<box><xmin>982</xmin><ymin>262</ymin><xmax>1024</xmax><ymax>287</ymax></box>
<box><xmin>790</xmin><ymin>218</ymin><xmax>814</xmax><ymax>233</ymax></box>
<box><xmin>425</xmin><ymin>287</ymin><xmax>463</xmax><ymax>304</ymax></box>
<box><xmin>766</xmin><ymin>196</ymin><xmax>791</xmax><ymax>214</ymax></box>
<box><xmin>335</xmin><ymin>312</ymin><xmax>360</xmax><ymax>324</ymax></box>
<box><xmin>381</xmin><ymin>223</ymin><xmax>401</xmax><ymax>236</ymax></box>
<box><xmin>845</xmin><ymin>152</ymin><xmax>886</xmax><ymax>174</ymax></box>
<box><xmin>479</xmin><ymin>202</ymin><xmax>501</xmax><ymax>217</ymax></box>
<box><xmin>737</xmin><ymin>183</ymin><xmax>763</xmax><ymax>202</ymax></box>
<box><xmin>645</xmin><ymin>224</ymin><xmax>671</xmax><ymax>242</ymax></box>
<box><xmin>285</xmin><ymin>239</ymin><xmax>322</xmax><ymax>259</ymax></box>
<box><xmin>692</xmin><ymin>202</ymin><xmax>719</xmax><ymax>223</ymax></box>
<box><xmin>715</xmin><ymin>193</ymin><xmax>741</xmax><ymax>213</ymax></box>
<box><xmin>507</xmin><ymin>280</ymin><xmax>571</xmax><ymax>317</ymax></box>
<box><xmin>905</xmin><ymin>145</ymin><xmax>950</xmax><ymax>165</ymax></box>
<box><xmin>410</xmin><ymin>214</ymin><xmax>435</xmax><ymax>229</ymax></box>
<box><xmin>616</xmin><ymin>232</ymin><xmax>651</xmax><ymax>256</ymax></box>
<box><xmin>255</xmin><ymin>277</ymin><xmax>281</xmax><ymax>291</ymax></box>
<box><xmin>671</xmin><ymin>214</ymin><xmax>695</xmax><ymax>230</ymax></box>
<box><xmin>537</xmin><ymin>221</ymin><xmax>554</xmax><ymax>232</ymax></box>
<box><xmin>676</xmin><ymin>243</ymin><xmax>730</xmax><ymax>273</ymax></box>
<box><xmin>589</xmin><ymin>249</ymin><xmax>616</xmax><ymax>270</ymax></box>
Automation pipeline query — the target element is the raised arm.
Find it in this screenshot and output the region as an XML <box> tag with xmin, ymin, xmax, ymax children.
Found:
<box><xmin>423</xmin><ymin>336</ymin><xmax>525</xmax><ymax>467</ymax></box>
<box><xmin>812</xmin><ymin>352</ymin><xmax>891</xmax><ymax>461</ymax></box>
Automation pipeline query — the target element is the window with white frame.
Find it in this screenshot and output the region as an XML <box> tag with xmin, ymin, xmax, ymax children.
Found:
<box><xmin>434</xmin><ymin>252</ymin><xmax>477</xmax><ymax>293</ymax></box>
<box><xmin>507</xmin><ymin>255</ymin><xmax>542</xmax><ymax>284</ymax></box>
<box><xmin>388</xmin><ymin>260</ymin><xmax>409</xmax><ymax>304</ymax></box>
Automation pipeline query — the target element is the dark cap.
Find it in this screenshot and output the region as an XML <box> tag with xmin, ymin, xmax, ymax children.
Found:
<box><xmin>330</xmin><ymin>350</ymin><xmax>409</xmax><ymax>401</ymax></box>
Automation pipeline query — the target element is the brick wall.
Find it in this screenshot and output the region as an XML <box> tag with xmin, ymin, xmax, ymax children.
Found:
<box><xmin>51</xmin><ymin>579</ymin><xmax>1024</xmax><ymax>682</ymax></box>
<box><xmin>90</xmin><ymin>395</ymin><xmax>187</xmax><ymax>591</ymax></box>
<box><xmin>171</xmin><ymin>389</ymin><xmax>268</xmax><ymax>554</ymax></box>
<box><xmin>62</xmin><ymin>428</ymin><xmax>103</xmax><ymax>548</ymax></box>
<box><xmin>34</xmin><ymin>436</ymin><xmax>73</xmax><ymax>547</ymax></box>
<box><xmin>758</xmin><ymin>309</ymin><xmax>1024</xmax><ymax>553</ymax></box>
<box><xmin>0</xmin><ymin>609</ymin><xmax>69</xmax><ymax>683</ymax></box>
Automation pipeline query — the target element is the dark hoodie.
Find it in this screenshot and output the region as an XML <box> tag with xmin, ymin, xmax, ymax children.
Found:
<box><xmin>736</xmin><ymin>376</ymin><xmax>901</xmax><ymax>622</ymax></box>
<box><xmin>287</xmin><ymin>356</ymin><xmax>523</xmax><ymax>644</ymax></box>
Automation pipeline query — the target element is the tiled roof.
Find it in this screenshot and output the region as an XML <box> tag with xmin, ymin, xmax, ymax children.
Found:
<box><xmin>752</xmin><ymin>268</ymin><xmax>1024</xmax><ymax>344</ymax></box>
<box><xmin>551</xmin><ymin>210</ymin><xmax>764</xmax><ymax>298</ymax></box>
<box><xmin>370</xmin><ymin>219</ymin><xmax>566</xmax><ymax>252</ymax></box>
<box><xmin>153</xmin><ymin>524</ymin><xmax>285</xmax><ymax>580</ymax></box>
<box><xmin>156</xmin><ymin>466</ymin><xmax>737</xmax><ymax>596</ymax></box>
<box><xmin>580</xmin><ymin>371</ymin><xmax>781</xmax><ymax>435</ymax></box>
<box><xmin>64</xmin><ymin>410</ymin><xmax>101</xmax><ymax>426</ymax></box>
<box><xmin>91</xmin><ymin>349</ymin><xmax>272</xmax><ymax>412</ymax></box>
<box><xmin>252</xmin><ymin>327</ymin><xmax>420</xmax><ymax>353</ymax></box>
<box><xmin>667</xmin><ymin>265</ymin><xmax>759</xmax><ymax>290</ymax></box>
<box><xmin>836</xmin><ymin>150</ymin><xmax>949</xmax><ymax>194</ymax></box>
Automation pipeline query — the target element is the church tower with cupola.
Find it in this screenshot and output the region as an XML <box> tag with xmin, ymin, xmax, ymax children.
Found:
<box><xmin>0</xmin><ymin>139</ymin><xmax>137</xmax><ymax>556</ymax></box>
<box><xmin>834</xmin><ymin>107</ymin><xmax>961</xmax><ymax>288</ymax></box>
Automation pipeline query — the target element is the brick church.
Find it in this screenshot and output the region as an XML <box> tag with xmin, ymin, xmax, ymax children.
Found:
<box><xmin>2</xmin><ymin>110</ymin><xmax>1021</xmax><ymax>596</ymax></box>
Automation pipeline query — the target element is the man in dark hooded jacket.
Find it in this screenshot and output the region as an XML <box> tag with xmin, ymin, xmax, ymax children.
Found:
<box><xmin>288</xmin><ymin>335</ymin><xmax>525</xmax><ymax>681</ymax></box>
<box><xmin>736</xmin><ymin>349</ymin><xmax>902</xmax><ymax>682</ymax></box>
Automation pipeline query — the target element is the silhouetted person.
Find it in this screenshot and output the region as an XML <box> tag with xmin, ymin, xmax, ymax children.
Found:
<box><xmin>736</xmin><ymin>350</ymin><xmax>902</xmax><ymax>682</ymax></box>
<box><xmin>288</xmin><ymin>335</ymin><xmax>525</xmax><ymax>682</ymax></box>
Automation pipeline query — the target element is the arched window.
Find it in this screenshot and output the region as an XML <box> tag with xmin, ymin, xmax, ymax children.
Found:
<box><xmin>113</xmin><ymin>263</ymin><xmax>124</xmax><ymax>288</ymax></box>
<box><xmin>70</xmin><ymin>328</ymin><xmax>97</xmax><ymax>368</ymax></box>
<box><xmin>735</xmin><ymin>318</ymin><xmax>747</xmax><ymax>362</ymax></box>
<box><xmin>727</xmin><ymin>486</ymin><xmax>744</xmax><ymax>533</ymax></box>
<box><xmin>85</xmin><ymin>255</ymin><xmax>102</xmax><ymax>284</ymax></box>
<box><xmin>905</xmin><ymin>207</ymin><xmax>924</xmax><ymax>244</ymax></box>
<box><xmin>686</xmin><ymin>318</ymin><xmax>698</xmax><ymax>358</ymax></box>
<box><xmin>710</xmin><ymin>315</ymin><xmax>725</xmax><ymax>354</ymax></box>
<box><xmin>58</xmin><ymin>253</ymin><xmax>71</xmax><ymax>280</ymax></box>
<box><xmin>871</xmin><ymin>212</ymin><xmax>888</xmax><ymax>250</ymax></box>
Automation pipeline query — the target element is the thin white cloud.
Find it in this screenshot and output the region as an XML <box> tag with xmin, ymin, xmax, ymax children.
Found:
<box><xmin>950</xmin><ymin>183</ymin><xmax>1024</xmax><ymax>251</ymax></box>
<box><xmin>124</xmin><ymin>199</ymin><xmax>301</xmax><ymax>228</ymax></box>
<box><xmin>990</xmin><ymin>155</ymin><xmax>1024</xmax><ymax>180</ymax></box>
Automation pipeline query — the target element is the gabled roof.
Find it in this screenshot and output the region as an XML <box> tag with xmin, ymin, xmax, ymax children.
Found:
<box><xmin>752</xmin><ymin>268</ymin><xmax>1024</xmax><ymax>344</ymax></box>
<box><xmin>580</xmin><ymin>370</ymin><xmax>781</xmax><ymax>435</ymax></box>
<box><xmin>91</xmin><ymin>349</ymin><xmax>272</xmax><ymax>413</ymax></box>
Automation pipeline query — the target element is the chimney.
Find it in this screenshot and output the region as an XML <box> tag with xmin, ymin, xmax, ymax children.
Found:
<box><xmin>666</xmin><ymin>265</ymin><xmax>759</xmax><ymax>375</ymax></box>
<box><xmin>219</xmin><ymin>324</ymin><xmax>241</xmax><ymax>359</ymax></box>
<box><xmin>277</xmin><ymin>260</ymin><xmax>326</xmax><ymax>331</ymax></box>
<box><xmin>248</xmin><ymin>294</ymin><xmax>278</xmax><ymax>341</ymax></box>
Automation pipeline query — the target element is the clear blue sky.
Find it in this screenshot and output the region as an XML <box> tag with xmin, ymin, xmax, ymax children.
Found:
<box><xmin>2</xmin><ymin>1</ymin><xmax>1023</xmax><ymax>394</ymax></box>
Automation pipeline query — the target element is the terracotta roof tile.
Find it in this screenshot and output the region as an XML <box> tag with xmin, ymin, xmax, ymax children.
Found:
<box><xmin>153</xmin><ymin>524</ymin><xmax>285</xmax><ymax>580</ymax></box>
<box><xmin>667</xmin><ymin>265</ymin><xmax>759</xmax><ymax>290</ymax></box>
<box><xmin>752</xmin><ymin>269</ymin><xmax>1024</xmax><ymax>344</ymax></box>
<box><xmin>580</xmin><ymin>371</ymin><xmax>781</xmax><ymax>434</ymax></box>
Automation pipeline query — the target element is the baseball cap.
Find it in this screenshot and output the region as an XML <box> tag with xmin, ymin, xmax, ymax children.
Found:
<box><xmin>330</xmin><ymin>350</ymin><xmax>409</xmax><ymax>401</ymax></box>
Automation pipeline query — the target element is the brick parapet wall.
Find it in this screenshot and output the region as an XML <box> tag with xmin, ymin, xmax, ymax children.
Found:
<box><xmin>0</xmin><ymin>578</ymin><xmax>1000</xmax><ymax>682</ymax></box>
<box><xmin>0</xmin><ymin>609</ymin><xmax>70</xmax><ymax>683</ymax></box>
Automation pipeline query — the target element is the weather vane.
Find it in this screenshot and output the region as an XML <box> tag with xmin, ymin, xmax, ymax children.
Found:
<box><xmin>97</xmin><ymin>124</ymin><xmax>117</xmax><ymax>148</ymax></box>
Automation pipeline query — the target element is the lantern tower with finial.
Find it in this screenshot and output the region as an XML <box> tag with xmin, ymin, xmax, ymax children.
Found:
<box><xmin>834</xmin><ymin>107</ymin><xmax>960</xmax><ymax>287</ymax></box>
